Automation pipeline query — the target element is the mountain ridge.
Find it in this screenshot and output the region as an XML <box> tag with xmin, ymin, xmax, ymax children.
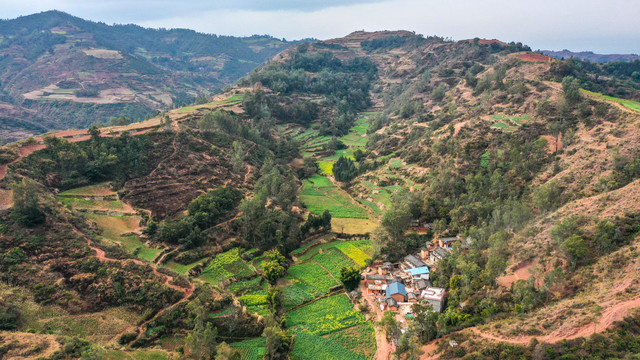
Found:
<box><xmin>0</xmin><ymin>10</ymin><xmax>298</xmax><ymax>143</ymax></box>
<box><xmin>0</xmin><ymin>29</ymin><xmax>639</xmax><ymax>359</ymax></box>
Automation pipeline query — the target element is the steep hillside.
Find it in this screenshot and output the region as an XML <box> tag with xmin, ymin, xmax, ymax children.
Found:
<box><xmin>0</xmin><ymin>10</ymin><xmax>296</xmax><ymax>143</ymax></box>
<box><xmin>0</xmin><ymin>30</ymin><xmax>639</xmax><ymax>359</ymax></box>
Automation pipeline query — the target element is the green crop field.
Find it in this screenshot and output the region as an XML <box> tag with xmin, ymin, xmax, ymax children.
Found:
<box><xmin>291</xmin><ymin>333</ymin><xmax>366</xmax><ymax>360</ymax></box>
<box><xmin>227</xmin><ymin>276</ymin><xmax>265</xmax><ymax>295</ymax></box>
<box><xmin>85</xmin><ymin>213</ymin><xmax>161</xmax><ymax>262</ymax></box>
<box><xmin>582</xmin><ymin>89</ymin><xmax>640</xmax><ymax>112</ymax></box>
<box><xmin>119</xmin><ymin>235</ymin><xmax>162</xmax><ymax>262</ymax></box>
<box><xmin>58</xmin><ymin>197</ymin><xmax>125</xmax><ymax>211</ymax></box>
<box><xmin>59</xmin><ymin>183</ymin><xmax>114</xmax><ymax>196</ymax></box>
<box><xmin>327</xmin><ymin>323</ymin><xmax>377</xmax><ymax>359</ymax></box>
<box><xmin>317</xmin><ymin>160</ymin><xmax>334</xmax><ymax>175</ymax></box>
<box><xmin>490</xmin><ymin>121</ymin><xmax>519</xmax><ymax>131</ymax></box>
<box><xmin>288</xmin><ymin>262</ymin><xmax>338</xmax><ymax>293</ymax></box>
<box><xmin>299</xmin><ymin>178</ymin><xmax>368</xmax><ymax>219</ymax></box>
<box><xmin>333</xmin><ymin>241</ymin><xmax>372</xmax><ymax>267</ymax></box>
<box><xmin>286</xmin><ymin>294</ymin><xmax>366</xmax><ymax>335</ymax></box>
<box><xmin>313</xmin><ymin>249</ymin><xmax>358</xmax><ymax>279</ymax></box>
<box><xmin>95</xmin><ymin>349</ymin><xmax>170</xmax><ymax>360</ymax></box>
<box><xmin>165</xmin><ymin>259</ymin><xmax>206</xmax><ymax>275</ymax></box>
<box><xmin>322</xmin><ymin>148</ymin><xmax>359</xmax><ymax>161</ymax></box>
<box><xmin>490</xmin><ymin>114</ymin><xmax>530</xmax><ymax>121</ymax></box>
<box><xmin>351</xmin><ymin>116</ymin><xmax>371</xmax><ymax>135</ymax></box>
<box><xmin>293</xmin><ymin>240</ymin><xmax>373</xmax><ymax>264</ymax></box>
<box><xmin>308</xmin><ymin>174</ymin><xmax>334</xmax><ymax>187</ymax></box>
<box><xmin>282</xmin><ymin>280</ymin><xmax>317</xmax><ymax>308</ymax></box>
<box><xmin>198</xmin><ymin>248</ymin><xmax>254</xmax><ymax>284</ymax></box>
<box><xmin>230</xmin><ymin>337</ymin><xmax>267</xmax><ymax>360</ymax></box>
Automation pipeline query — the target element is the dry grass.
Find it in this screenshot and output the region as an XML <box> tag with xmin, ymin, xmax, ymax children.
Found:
<box><xmin>331</xmin><ymin>218</ymin><xmax>378</xmax><ymax>235</ymax></box>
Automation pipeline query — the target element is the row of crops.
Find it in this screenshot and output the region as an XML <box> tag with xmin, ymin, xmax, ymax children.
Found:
<box><xmin>299</xmin><ymin>175</ymin><xmax>369</xmax><ymax>219</ymax></box>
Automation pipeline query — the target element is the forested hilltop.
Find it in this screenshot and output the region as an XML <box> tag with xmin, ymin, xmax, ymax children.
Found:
<box><xmin>0</xmin><ymin>10</ymin><xmax>297</xmax><ymax>143</ymax></box>
<box><xmin>0</xmin><ymin>30</ymin><xmax>639</xmax><ymax>359</ymax></box>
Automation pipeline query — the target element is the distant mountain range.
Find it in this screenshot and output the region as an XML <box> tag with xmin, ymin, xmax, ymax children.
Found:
<box><xmin>0</xmin><ymin>10</ymin><xmax>297</xmax><ymax>142</ymax></box>
<box><xmin>543</xmin><ymin>49</ymin><xmax>640</xmax><ymax>63</ymax></box>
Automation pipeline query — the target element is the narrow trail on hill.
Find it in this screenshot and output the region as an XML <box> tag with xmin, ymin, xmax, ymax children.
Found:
<box><xmin>244</xmin><ymin>164</ymin><xmax>253</xmax><ymax>184</ymax></box>
<box><xmin>468</xmin><ymin>295</ymin><xmax>640</xmax><ymax>345</ymax></box>
<box><xmin>72</xmin><ymin>228</ymin><xmax>194</xmax><ymax>343</ymax></box>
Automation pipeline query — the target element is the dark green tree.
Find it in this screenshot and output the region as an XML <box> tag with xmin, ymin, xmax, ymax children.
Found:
<box><xmin>11</xmin><ymin>177</ymin><xmax>45</xmax><ymax>227</ymax></box>
<box><xmin>333</xmin><ymin>156</ymin><xmax>358</xmax><ymax>182</ymax></box>
<box><xmin>339</xmin><ymin>266</ymin><xmax>361</xmax><ymax>291</ymax></box>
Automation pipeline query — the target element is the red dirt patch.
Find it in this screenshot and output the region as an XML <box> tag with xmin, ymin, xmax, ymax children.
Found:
<box><xmin>517</xmin><ymin>53</ymin><xmax>554</xmax><ymax>62</ymax></box>
<box><xmin>541</xmin><ymin>133</ymin><xmax>563</xmax><ymax>153</ymax></box>
<box><xmin>497</xmin><ymin>260</ymin><xmax>535</xmax><ymax>288</ymax></box>
<box><xmin>478</xmin><ymin>39</ymin><xmax>505</xmax><ymax>45</ymax></box>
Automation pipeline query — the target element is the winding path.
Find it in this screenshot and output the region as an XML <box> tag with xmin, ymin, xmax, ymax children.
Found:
<box><xmin>468</xmin><ymin>295</ymin><xmax>640</xmax><ymax>345</ymax></box>
<box><xmin>73</xmin><ymin>228</ymin><xmax>195</xmax><ymax>343</ymax></box>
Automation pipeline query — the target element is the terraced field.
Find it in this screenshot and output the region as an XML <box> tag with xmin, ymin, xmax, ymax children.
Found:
<box><xmin>286</xmin><ymin>294</ymin><xmax>375</xmax><ymax>360</ymax></box>
<box><xmin>582</xmin><ymin>89</ymin><xmax>640</xmax><ymax>112</ymax></box>
<box><xmin>299</xmin><ymin>175</ymin><xmax>368</xmax><ymax>219</ymax></box>
<box><xmin>58</xmin><ymin>183</ymin><xmax>162</xmax><ymax>262</ymax></box>
<box><xmin>230</xmin><ymin>337</ymin><xmax>266</xmax><ymax>360</ymax></box>
<box><xmin>198</xmin><ymin>248</ymin><xmax>255</xmax><ymax>284</ymax></box>
<box><xmin>489</xmin><ymin>114</ymin><xmax>529</xmax><ymax>131</ymax></box>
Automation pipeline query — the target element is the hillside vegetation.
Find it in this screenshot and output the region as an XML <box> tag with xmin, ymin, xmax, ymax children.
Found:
<box><xmin>0</xmin><ymin>30</ymin><xmax>639</xmax><ymax>359</ymax></box>
<box><xmin>0</xmin><ymin>10</ymin><xmax>297</xmax><ymax>143</ymax></box>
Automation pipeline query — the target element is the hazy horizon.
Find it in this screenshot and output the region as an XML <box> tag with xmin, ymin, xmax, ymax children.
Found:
<box><xmin>1</xmin><ymin>0</ymin><xmax>639</xmax><ymax>54</ymax></box>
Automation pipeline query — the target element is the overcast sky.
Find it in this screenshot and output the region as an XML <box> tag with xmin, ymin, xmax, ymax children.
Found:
<box><xmin>1</xmin><ymin>0</ymin><xmax>639</xmax><ymax>53</ymax></box>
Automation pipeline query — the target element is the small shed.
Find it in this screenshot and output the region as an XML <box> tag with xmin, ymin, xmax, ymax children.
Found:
<box><xmin>386</xmin><ymin>297</ymin><xmax>398</xmax><ymax>311</ymax></box>
<box><xmin>415</xmin><ymin>279</ymin><xmax>432</xmax><ymax>290</ymax></box>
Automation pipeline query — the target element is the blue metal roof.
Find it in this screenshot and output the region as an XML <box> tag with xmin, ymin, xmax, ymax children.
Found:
<box><xmin>403</xmin><ymin>266</ymin><xmax>430</xmax><ymax>276</ymax></box>
<box><xmin>385</xmin><ymin>281</ymin><xmax>406</xmax><ymax>298</ymax></box>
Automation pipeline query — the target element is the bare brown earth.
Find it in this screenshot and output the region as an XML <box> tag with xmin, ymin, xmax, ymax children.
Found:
<box><xmin>517</xmin><ymin>53</ymin><xmax>554</xmax><ymax>62</ymax></box>
<box><xmin>496</xmin><ymin>260</ymin><xmax>535</xmax><ymax>288</ymax></box>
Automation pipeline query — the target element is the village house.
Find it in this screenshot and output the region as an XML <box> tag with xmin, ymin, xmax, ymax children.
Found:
<box><xmin>415</xmin><ymin>279</ymin><xmax>432</xmax><ymax>291</ymax></box>
<box><xmin>378</xmin><ymin>262</ymin><xmax>393</xmax><ymax>275</ymax></box>
<box><xmin>419</xmin><ymin>247</ymin><xmax>429</xmax><ymax>260</ymax></box>
<box><xmin>407</xmin><ymin>292</ymin><xmax>418</xmax><ymax>303</ymax></box>
<box><xmin>364</xmin><ymin>274</ymin><xmax>396</xmax><ymax>285</ymax></box>
<box><xmin>367</xmin><ymin>283</ymin><xmax>387</xmax><ymax>296</ymax></box>
<box><xmin>386</xmin><ymin>281</ymin><xmax>407</xmax><ymax>302</ymax></box>
<box><xmin>410</xmin><ymin>220</ymin><xmax>432</xmax><ymax>233</ymax></box>
<box><xmin>403</xmin><ymin>254</ymin><xmax>427</xmax><ymax>270</ymax></box>
<box><xmin>403</xmin><ymin>265</ymin><xmax>430</xmax><ymax>280</ymax></box>
<box><xmin>421</xmin><ymin>286</ymin><xmax>446</xmax><ymax>312</ymax></box>
<box><xmin>430</xmin><ymin>247</ymin><xmax>451</xmax><ymax>263</ymax></box>
<box><xmin>437</xmin><ymin>236</ymin><xmax>459</xmax><ymax>249</ymax></box>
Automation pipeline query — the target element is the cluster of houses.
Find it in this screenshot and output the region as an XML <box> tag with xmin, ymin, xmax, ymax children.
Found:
<box><xmin>364</xmin><ymin>234</ymin><xmax>473</xmax><ymax>314</ymax></box>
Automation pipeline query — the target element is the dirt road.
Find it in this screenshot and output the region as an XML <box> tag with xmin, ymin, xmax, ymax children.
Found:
<box><xmin>361</xmin><ymin>279</ymin><xmax>393</xmax><ymax>360</ymax></box>
<box><xmin>469</xmin><ymin>295</ymin><xmax>640</xmax><ymax>344</ymax></box>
